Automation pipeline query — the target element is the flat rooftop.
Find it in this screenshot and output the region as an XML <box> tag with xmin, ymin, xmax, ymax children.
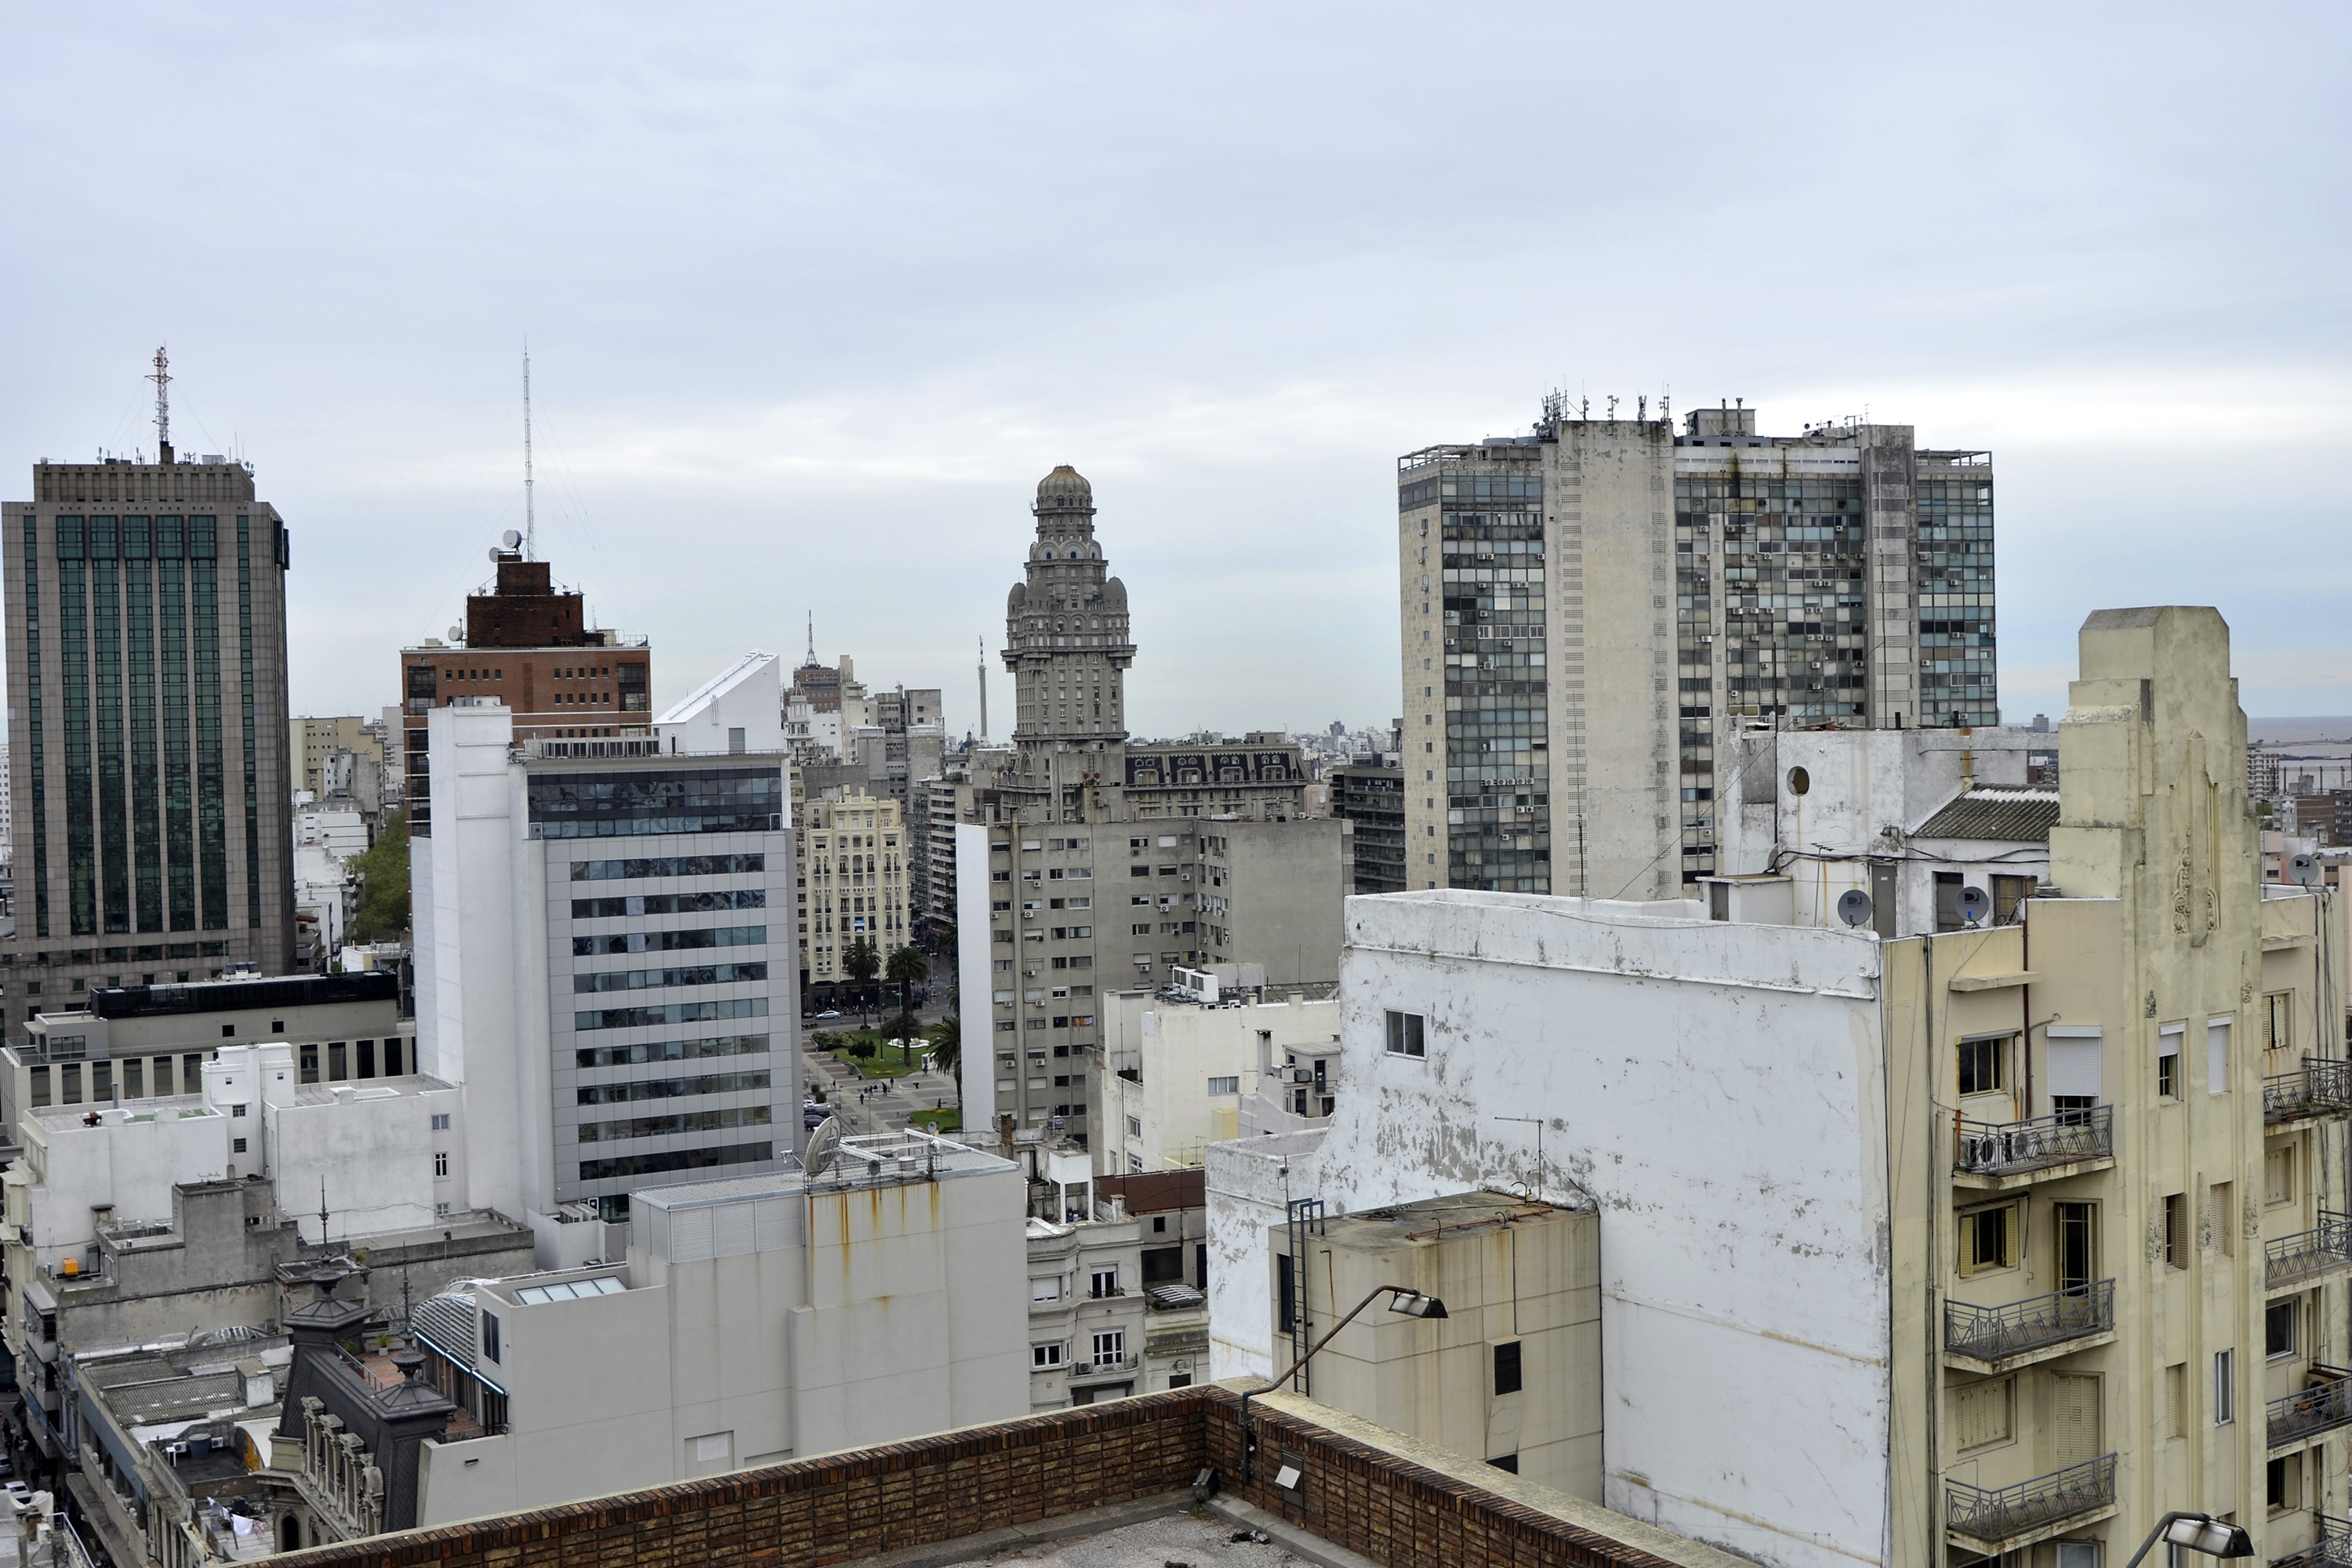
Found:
<box><xmin>1316</xmin><ymin>1189</ymin><xmax>1592</xmax><ymax>1257</ymax></box>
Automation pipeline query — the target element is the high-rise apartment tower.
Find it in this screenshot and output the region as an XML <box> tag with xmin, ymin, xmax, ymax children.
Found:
<box><xmin>2</xmin><ymin>451</ymin><xmax>296</xmax><ymax>1036</ymax></box>
<box><xmin>1398</xmin><ymin>401</ymin><xmax>1995</xmax><ymax>899</ymax></box>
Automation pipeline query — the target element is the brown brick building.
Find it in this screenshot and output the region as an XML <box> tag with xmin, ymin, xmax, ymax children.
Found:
<box><xmin>397</xmin><ymin>548</ymin><xmax>651</xmax><ymax>830</ymax></box>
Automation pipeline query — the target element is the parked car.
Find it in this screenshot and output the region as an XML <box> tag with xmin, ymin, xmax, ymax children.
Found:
<box><xmin>813</xmin><ymin>1009</ymin><xmax>841</xmax><ymax>1020</ymax></box>
<box><xmin>803</xmin><ymin>1102</ymin><xmax>829</xmax><ymax>1130</ymax></box>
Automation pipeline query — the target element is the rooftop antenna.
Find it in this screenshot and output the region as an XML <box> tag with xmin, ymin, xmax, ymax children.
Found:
<box><xmin>1496</xmin><ymin>1114</ymin><xmax>1548</xmax><ymax>1200</ymax></box>
<box><xmin>318</xmin><ymin>1178</ymin><xmax>329</xmax><ymax>1247</ymax></box>
<box><xmin>148</xmin><ymin>347</ymin><xmax>173</xmax><ymax>464</ymax></box>
<box><xmin>978</xmin><ymin>635</ymin><xmax>990</xmax><ymax>743</ymax></box>
<box><xmin>1637</xmin><ymin>394</ymin><xmax>1647</xmax><ymax>422</ymax></box>
<box><xmin>522</xmin><ymin>344</ymin><xmax>536</xmax><ymax>561</ymax></box>
<box><xmin>806</xmin><ymin>611</ymin><xmax>816</xmax><ymax>665</ymax></box>
<box><xmin>1606</xmin><ymin>394</ymin><xmax>1618</xmax><ymax>420</ymax></box>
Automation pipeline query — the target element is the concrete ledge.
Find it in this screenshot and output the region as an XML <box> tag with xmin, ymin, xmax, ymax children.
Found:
<box><xmin>1949</xmin><ymin>971</ymin><xmax>2039</xmax><ymax>992</ymax></box>
<box><xmin>1210</xmin><ymin>1494</ymin><xmax>1383</xmax><ymax>1568</ymax></box>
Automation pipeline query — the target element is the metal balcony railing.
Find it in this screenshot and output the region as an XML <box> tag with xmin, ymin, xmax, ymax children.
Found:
<box><xmin>2271</xmin><ymin>1514</ymin><xmax>2352</xmax><ymax>1568</ymax></box>
<box><xmin>1954</xmin><ymin>1107</ymin><xmax>2114</xmax><ymax>1179</ymax></box>
<box><xmin>1947</xmin><ymin>1454</ymin><xmax>2116</xmax><ymax>1546</ymax></box>
<box><xmin>1068</xmin><ymin>1353</ymin><xmax>1141</xmax><ymax>1379</ymax></box>
<box><xmin>2270</xmin><ymin>1368</ymin><xmax>2352</xmax><ymax>1450</ymax></box>
<box><xmin>2267</xmin><ymin>1061</ymin><xmax>2352</xmax><ymax>1127</ymax></box>
<box><xmin>2269</xmin><ymin>1214</ymin><xmax>2352</xmax><ymax>1291</ymax></box>
<box><xmin>1945</xmin><ymin>1282</ymin><xmax>2114</xmax><ymax>1364</ymax></box>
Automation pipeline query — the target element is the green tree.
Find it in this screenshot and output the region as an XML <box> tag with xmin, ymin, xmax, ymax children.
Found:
<box><xmin>842</xmin><ymin>938</ymin><xmax>881</xmax><ymax>1026</ymax></box>
<box><xmin>346</xmin><ymin>811</ymin><xmax>412</xmax><ymax>945</ymax></box>
<box><xmin>886</xmin><ymin>946</ymin><xmax>929</xmax><ymax>1065</ymax></box>
<box><xmin>928</xmin><ymin>1014</ymin><xmax>961</xmax><ymax>1080</ymax></box>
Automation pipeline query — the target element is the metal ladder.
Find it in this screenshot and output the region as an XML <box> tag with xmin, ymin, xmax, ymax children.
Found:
<box><xmin>1285</xmin><ymin>1196</ymin><xmax>1325</xmax><ymax>1391</ymax></box>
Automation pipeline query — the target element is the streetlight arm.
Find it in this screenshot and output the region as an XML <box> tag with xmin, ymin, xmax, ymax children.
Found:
<box><xmin>1240</xmin><ymin>1283</ymin><xmax>1421</xmax><ymax>1480</ymax></box>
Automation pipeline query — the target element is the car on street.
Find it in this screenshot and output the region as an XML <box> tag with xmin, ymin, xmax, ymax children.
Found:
<box><xmin>813</xmin><ymin>1009</ymin><xmax>841</xmax><ymax>1020</ymax></box>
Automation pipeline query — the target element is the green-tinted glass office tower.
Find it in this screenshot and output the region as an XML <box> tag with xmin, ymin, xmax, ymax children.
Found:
<box><xmin>2</xmin><ymin>455</ymin><xmax>296</xmax><ymax>1036</ymax></box>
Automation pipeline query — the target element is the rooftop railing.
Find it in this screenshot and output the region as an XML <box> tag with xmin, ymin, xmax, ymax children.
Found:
<box><xmin>1945</xmin><ymin>1282</ymin><xmax>2114</xmax><ymax>1364</ymax></box>
<box><xmin>1955</xmin><ymin>1107</ymin><xmax>2114</xmax><ymax>1179</ymax></box>
<box><xmin>2270</xmin><ymin>1368</ymin><xmax>2352</xmax><ymax>1450</ymax></box>
<box><xmin>1947</xmin><ymin>1454</ymin><xmax>2115</xmax><ymax>1547</ymax></box>
<box><xmin>2268</xmin><ymin>1214</ymin><xmax>2352</xmax><ymax>1291</ymax></box>
<box><xmin>2267</xmin><ymin>1061</ymin><xmax>2352</xmax><ymax>1127</ymax></box>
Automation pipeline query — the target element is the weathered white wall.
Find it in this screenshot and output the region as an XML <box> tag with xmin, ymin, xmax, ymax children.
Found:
<box><xmin>270</xmin><ymin>1086</ymin><xmax>441</xmax><ymax>1244</ymax></box>
<box><xmin>956</xmin><ymin>822</ymin><xmax>997</xmax><ymax>1125</ymax></box>
<box><xmin>1098</xmin><ymin>993</ymin><xmax>1340</xmax><ymax>1174</ymax></box>
<box><xmin>1305</xmin><ymin>890</ymin><xmax>1891</xmax><ymax>1568</ymax></box>
<box><xmin>1203</xmin><ymin>1127</ymin><xmax>1324</xmax><ymax>1382</ymax></box>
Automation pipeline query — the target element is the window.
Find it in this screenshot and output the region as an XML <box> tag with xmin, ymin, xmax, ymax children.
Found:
<box><xmin>1032</xmin><ymin>1342</ymin><xmax>1065</xmax><ymax>1368</ymax></box>
<box><xmin>2267</xmin><ymin>992</ymin><xmax>2294</xmax><ymax>1053</ymax></box>
<box><xmin>2268</xmin><ymin>1298</ymin><xmax>2299</xmax><ymax>1359</ymax></box>
<box><xmin>1958</xmin><ymin>1203</ymin><xmax>2017</xmax><ymax>1277</ymax></box>
<box><xmin>2165</xmin><ymin>1193</ymin><xmax>2188</xmax><ymax>1268</ymax></box>
<box><xmin>2165</xmin><ymin>1363</ymin><xmax>2187</xmax><ymax>1439</ymax></box>
<box><xmin>2267</xmin><ymin>1145</ymin><xmax>2296</xmax><ymax>1207</ymax></box>
<box><xmin>2270</xmin><ymin>1453</ymin><xmax>2303</xmax><ymax>1515</ymax></box>
<box><xmin>1385</xmin><ymin>1011</ymin><xmax>1425</xmax><ymax>1058</ymax></box>
<box><xmin>482</xmin><ymin>1311</ymin><xmax>503</xmax><ymax>1364</ymax></box>
<box><xmin>2209</xmin><ymin>1016</ymin><xmax>2231</xmax><ymax>1094</ymax></box>
<box><xmin>1952</xmin><ymin>1377</ymin><xmax>2013</xmax><ymax>1450</ymax></box>
<box><xmin>2215</xmin><ymin>1348</ymin><xmax>2235</xmax><ymax>1425</ymax></box>
<box><xmin>1957</xmin><ymin>1036</ymin><xmax>2006</xmax><ymax>1095</ymax></box>
<box><xmin>1207</xmin><ymin>1076</ymin><xmax>1239</xmax><ymax>1096</ymax></box>
<box><xmin>2158</xmin><ymin>1026</ymin><xmax>2180</xmax><ymax>1098</ymax></box>
<box><xmin>434</xmin><ymin>1152</ymin><xmax>450</xmax><ymax>1178</ymax></box>
<box><xmin>1493</xmin><ymin>1341</ymin><xmax>1523</xmax><ymax>1397</ymax></box>
<box><xmin>431</xmin><ymin>1113</ymin><xmax>451</xmax><ymax>1131</ymax></box>
<box><xmin>1127</xmin><ymin>1116</ymin><xmax>1142</xmax><ymax>1138</ymax></box>
<box><xmin>231</xmin><ymin>1138</ymin><xmax>247</xmax><ymax>1154</ymax></box>
<box><xmin>1030</xmin><ymin>1276</ymin><xmax>1063</xmax><ymax>1303</ymax></box>
<box><xmin>2211</xmin><ymin>1182</ymin><xmax>2234</xmax><ymax>1256</ymax></box>
<box><xmin>1091</xmin><ymin>1330</ymin><xmax>1125</xmax><ymax>1367</ymax></box>
<box><xmin>1090</xmin><ymin>1268</ymin><xmax>1119</xmax><ymax>1298</ymax></box>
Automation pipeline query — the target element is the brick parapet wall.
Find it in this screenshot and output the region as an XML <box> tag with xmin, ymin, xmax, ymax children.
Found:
<box><xmin>278</xmin><ymin>1386</ymin><xmax>1704</xmax><ymax>1568</ymax></box>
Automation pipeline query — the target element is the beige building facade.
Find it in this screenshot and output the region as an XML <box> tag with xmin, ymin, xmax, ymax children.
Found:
<box><xmin>797</xmin><ymin>793</ymin><xmax>911</xmax><ymax>998</ymax></box>
<box><xmin>299</xmin><ymin>715</ymin><xmax>373</xmax><ymax>797</ymax></box>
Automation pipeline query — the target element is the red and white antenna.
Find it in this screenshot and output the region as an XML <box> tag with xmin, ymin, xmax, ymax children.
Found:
<box><xmin>522</xmin><ymin>344</ymin><xmax>537</xmax><ymax>560</ymax></box>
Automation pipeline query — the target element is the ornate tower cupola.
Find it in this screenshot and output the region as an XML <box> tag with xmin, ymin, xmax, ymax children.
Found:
<box><xmin>1002</xmin><ymin>466</ymin><xmax>1134</xmax><ymax>818</ymax></box>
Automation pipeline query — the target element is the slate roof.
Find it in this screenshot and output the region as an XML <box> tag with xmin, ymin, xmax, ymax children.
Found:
<box><xmin>1913</xmin><ymin>788</ymin><xmax>2062</xmax><ymax>844</ymax></box>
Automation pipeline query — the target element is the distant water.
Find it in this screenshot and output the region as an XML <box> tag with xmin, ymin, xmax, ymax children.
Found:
<box><xmin>2252</xmin><ymin>719</ymin><xmax>2352</xmax><ymax>747</ymax></box>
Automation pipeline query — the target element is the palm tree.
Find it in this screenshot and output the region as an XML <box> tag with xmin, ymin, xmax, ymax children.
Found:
<box><xmin>842</xmin><ymin>938</ymin><xmax>880</xmax><ymax>1027</ymax></box>
<box><xmin>886</xmin><ymin>946</ymin><xmax>930</xmax><ymax>1067</ymax></box>
<box><xmin>929</xmin><ymin>1014</ymin><xmax>961</xmax><ymax>1080</ymax></box>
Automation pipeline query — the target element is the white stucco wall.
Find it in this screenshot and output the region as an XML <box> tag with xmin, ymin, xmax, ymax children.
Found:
<box><xmin>956</xmin><ymin>822</ymin><xmax>996</xmax><ymax>1125</ymax></box>
<box><xmin>1294</xmin><ymin>890</ymin><xmax>1892</xmax><ymax>1568</ymax></box>
<box><xmin>1203</xmin><ymin>1127</ymin><xmax>1324</xmax><ymax>1383</ymax></box>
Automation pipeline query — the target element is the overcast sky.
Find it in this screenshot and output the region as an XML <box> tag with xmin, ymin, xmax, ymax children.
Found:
<box><xmin>3</xmin><ymin>3</ymin><xmax>2345</xmax><ymax>739</ymax></box>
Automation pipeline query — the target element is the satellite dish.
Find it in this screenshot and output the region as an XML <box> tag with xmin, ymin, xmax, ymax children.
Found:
<box><xmin>488</xmin><ymin>546</ymin><xmax>503</xmax><ymax>564</ymax></box>
<box><xmin>500</xmin><ymin>528</ymin><xmax>523</xmax><ymax>550</ymax></box>
<box><xmin>446</xmin><ymin>626</ymin><xmax>463</xmax><ymax>643</ymax></box>
<box><xmin>2288</xmin><ymin>853</ymin><xmax>2321</xmax><ymax>887</ymax></box>
<box><xmin>804</xmin><ymin>1117</ymin><xmax>842</xmax><ymax>1178</ymax></box>
<box><xmin>1836</xmin><ymin>889</ymin><xmax>1875</xmax><ymax>928</ymax></box>
<box><xmin>1959</xmin><ymin>886</ymin><xmax>1991</xmax><ymax>925</ymax></box>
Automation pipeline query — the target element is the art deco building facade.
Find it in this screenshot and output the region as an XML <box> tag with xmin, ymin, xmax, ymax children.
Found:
<box><xmin>2</xmin><ymin>456</ymin><xmax>297</xmax><ymax>1034</ymax></box>
<box><xmin>1397</xmin><ymin>401</ymin><xmax>1996</xmax><ymax>900</ymax></box>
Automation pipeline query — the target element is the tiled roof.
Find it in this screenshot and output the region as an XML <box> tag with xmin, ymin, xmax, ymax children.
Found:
<box><xmin>1913</xmin><ymin>788</ymin><xmax>2062</xmax><ymax>844</ymax></box>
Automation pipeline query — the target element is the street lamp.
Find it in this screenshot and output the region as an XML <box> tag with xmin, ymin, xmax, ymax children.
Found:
<box><xmin>1240</xmin><ymin>1283</ymin><xmax>1448</xmax><ymax>1481</ymax></box>
<box><xmin>2120</xmin><ymin>1512</ymin><xmax>2256</xmax><ymax>1568</ymax></box>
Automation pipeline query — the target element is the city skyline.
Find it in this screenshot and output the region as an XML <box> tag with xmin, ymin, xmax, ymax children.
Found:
<box><xmin>0</xmin><ymin>8</ymin><xmax>2343</xmax><ymax>735</ymax></box>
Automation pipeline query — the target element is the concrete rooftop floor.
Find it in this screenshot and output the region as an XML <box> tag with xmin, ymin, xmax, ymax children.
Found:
<box><xmin>928</xmin><ymin>1509</ymin><xmax>1309</xmax><ymax>1567</ymax></box>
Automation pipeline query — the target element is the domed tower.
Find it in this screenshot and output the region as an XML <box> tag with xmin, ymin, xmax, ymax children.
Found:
<box><xmin>1001</xmin><ymin>466</ymin><xmax>1134</xmax><ymax>819</ymax></box>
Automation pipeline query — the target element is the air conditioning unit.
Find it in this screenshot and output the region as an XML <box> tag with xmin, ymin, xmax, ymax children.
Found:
<box><xmin>1289</xmin><ymin>1067</ymin><xmax>1315</xmax><ymax>1083</ymax></box>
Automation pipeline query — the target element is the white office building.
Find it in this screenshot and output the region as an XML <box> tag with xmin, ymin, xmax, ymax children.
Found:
<box><xmin>412</xmin><ymin>701</ymin><xmax>802</xmax><ymax>1243</ymax></box>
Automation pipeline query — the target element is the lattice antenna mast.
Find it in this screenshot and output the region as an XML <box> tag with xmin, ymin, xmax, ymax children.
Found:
<box><xmin>523</xmin><ymin>345</ymin><xmax>536</xmax><ymax>560</ymax></box>
<box><xmin>148</xmin><ymin>347</ymin><xmax>172</xmax><ymax>463</ymax></box>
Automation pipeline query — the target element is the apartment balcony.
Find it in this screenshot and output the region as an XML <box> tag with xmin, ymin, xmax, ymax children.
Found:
<box><xmin>2270</xmin><ymin>1367</ymin><xmax>2352</xmax><ymax>1450</ymax></box>
<box><xmin>2269</xmin><ymin>1214</ymin><xmax>2352</xmax><ymax>1293</ymax></box>
<box><xmin>1944</xmin><ymin>1282</ymin><xmax>2116</xmax><ymax>1374</ymax></box>
<box><xmin>1946</xmin><ymin>1454</ymin><xmax>2118</xmax><ymax>1555</ymax></box>
<box><xmin>2267</xmin><ymin>1061</ymin><xmax>2352</xmax><ymax>1128</ymax></box>
<box><xmin>1065</xmin><ymin>1353</ymin><xmax>1142</xmax><ymax>1383</ymax></box>
<box><xmin>1953</xmin><ymin>1107</ymin><xmax>2115</xmax><ymax>1190</ymax></box>
<box><xmin>2271</xmin><ymin>1515</ymin><xmax>2352</xmax><ymax>1568</ymax></box>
